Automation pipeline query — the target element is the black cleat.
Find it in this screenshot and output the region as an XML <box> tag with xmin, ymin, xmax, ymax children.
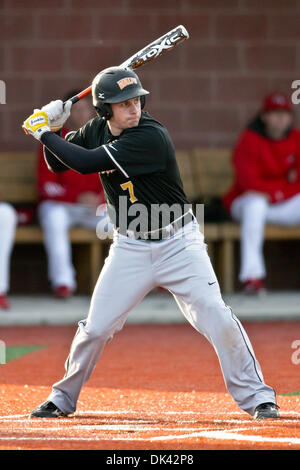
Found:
<box><xmin>30</xmin><ymin>400</ymin><xmax>67</xmax><ymax>418</ymax></box>
<box><xmin>254</xmin><ymin>402</ymin><xmax>280</xmax><ymax>420</ymax></box>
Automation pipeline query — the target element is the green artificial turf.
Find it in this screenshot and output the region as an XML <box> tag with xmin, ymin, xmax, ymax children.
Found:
<box><xmin>279</xmin><ymin>391</ymin><xmax>300</xmax><ymax>396</ymax></box>
<box><xmin>3</xmin><ymin>345</ymin><xmax>45</xmax><ymax>363</ymax></box>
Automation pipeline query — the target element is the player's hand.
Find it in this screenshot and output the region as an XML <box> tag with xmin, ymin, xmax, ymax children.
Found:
<box><xmin>22</xmin><ymin>110</ymin><xmax>51</xmax><ymax>140</ymax></box>
<box><xmin>41</xmin><ymin>99</ymin><xmax>72</xmax><ymax>132</ymax></box>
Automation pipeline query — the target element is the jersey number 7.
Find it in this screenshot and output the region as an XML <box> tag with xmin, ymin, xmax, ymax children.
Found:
<box><xmin>120</xmin><ymin>181</ymin><xmax>138</xmax><ymax>203</ymax></box>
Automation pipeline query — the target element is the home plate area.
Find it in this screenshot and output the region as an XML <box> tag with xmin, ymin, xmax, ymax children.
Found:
<box><xmin>0</xmin><ymin>387</ymin><xmax>300</xmax><ymax>450</ymax></box>
<box><xmin>1</xmin><ymin>323</ymin><xmax>300</xmax><ymax>450</ymax></box>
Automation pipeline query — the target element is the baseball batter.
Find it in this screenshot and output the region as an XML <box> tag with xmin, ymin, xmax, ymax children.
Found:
<box><xmin>23</xmin><ymin>67</ymin><xmax>279</xmax><ymax>420</ymax></box>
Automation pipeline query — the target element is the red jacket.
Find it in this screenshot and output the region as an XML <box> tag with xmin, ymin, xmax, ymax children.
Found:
<box><xmin>222</xmin><ymin>117</ymin><xmax>300</xmax><ymax>212</ymax></box>
<box><xmin>37</xmin><ymin>128</ymin><xmax>105</xmax><ymax>204</ymax></box>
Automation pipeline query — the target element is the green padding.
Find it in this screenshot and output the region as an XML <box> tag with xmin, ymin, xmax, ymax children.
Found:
<box><xmin>280</xmin><ymin>391</ymin><xmax>300</xmax><ymax>396</ymax></box>
<box><xmin>5</xmin><ymin>345</ymin><xmax>45</xmax><ymax>363</ymax></box>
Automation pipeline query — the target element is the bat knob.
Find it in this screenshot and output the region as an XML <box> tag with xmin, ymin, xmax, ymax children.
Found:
<box><xmin>22</xmin><ymin>125</ymin><xmax>30</xmax><ymax>135</ymax></box>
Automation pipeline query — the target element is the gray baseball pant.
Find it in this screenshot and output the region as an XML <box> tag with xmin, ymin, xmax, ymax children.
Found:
<box><xmin>48</xmin><ymin>219</ymin><xmax>276</xmax><ymax>416</ymax></box>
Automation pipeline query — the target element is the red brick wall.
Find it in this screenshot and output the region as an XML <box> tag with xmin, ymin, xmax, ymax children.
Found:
<box><xmin>1</xmin><ymin>0</ymin><xmax>299</xmax><ymax>152</ymax></box>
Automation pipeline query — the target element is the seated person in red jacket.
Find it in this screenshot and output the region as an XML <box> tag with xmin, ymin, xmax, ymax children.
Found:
<box><xmin>222</xmin><ymin>92</ymin><xmax>300</xmax><ymax>294</ymax></box>
<box><xmin>37</xmin><ymin>92</ymin><xmax>113</xmax><ymax>298</ymax></box>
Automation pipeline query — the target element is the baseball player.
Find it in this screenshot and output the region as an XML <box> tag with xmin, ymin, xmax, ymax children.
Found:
<box><xmin>23</xmin><ymin>67</ymin><xmax>279</xmax><ymax>420</ymax></box>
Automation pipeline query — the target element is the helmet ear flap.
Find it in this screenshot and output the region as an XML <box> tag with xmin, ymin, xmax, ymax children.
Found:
<box><xmin>94</xmin><ymin>104</ymin><xmax>113</xmax><ymax>121</ymax></box>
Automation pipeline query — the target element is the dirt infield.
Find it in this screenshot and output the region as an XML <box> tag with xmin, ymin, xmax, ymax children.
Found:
<box><xmin>0</xmin><ymin>322</ymin><xmax>300</xmax><ymax>450</ymax></box>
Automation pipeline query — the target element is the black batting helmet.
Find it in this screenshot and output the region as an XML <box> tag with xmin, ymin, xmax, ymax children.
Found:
<box><xmin>92</xmin><ymin>66</ymin><xmax>149</xmax><ymax>120</ymax></box>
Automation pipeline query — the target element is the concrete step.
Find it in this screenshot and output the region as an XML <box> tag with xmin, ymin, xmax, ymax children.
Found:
<box><xmin>0</xmin><ymin>291</ymin><xmax>300</xmax><ymax>326</ymax></box>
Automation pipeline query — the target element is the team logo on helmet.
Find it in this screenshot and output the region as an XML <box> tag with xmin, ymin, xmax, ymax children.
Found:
<box><xmin>117</xmin><ymin>77</ymin><xmax>138</xmax><ymax>90</ymax></box>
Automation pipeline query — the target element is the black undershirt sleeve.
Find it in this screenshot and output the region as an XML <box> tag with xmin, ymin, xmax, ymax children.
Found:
<box><xmin>43</xmin><ymin>147</ymin><xmax>69</xmax><ymax>173</ymax></box>
<box><xmin>43</xmin><ymin>130</ymin><xmax>69</xmax><ymax>173</ymax></box>
<box><xmin>40</xmin><ymin>131</ymin><xmax>116</xmax><ymax>174</ymax></box>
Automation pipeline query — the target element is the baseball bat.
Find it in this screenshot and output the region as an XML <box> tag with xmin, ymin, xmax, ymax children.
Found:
<box><xmin>22</xmin><ymin>25</ymin><xmax>189</xmax><ymax>135</ymax></box>
<box><xmin>68</xmin><ymin>25</ymin><xmax>189</xmax><ymax>104</ymax></box>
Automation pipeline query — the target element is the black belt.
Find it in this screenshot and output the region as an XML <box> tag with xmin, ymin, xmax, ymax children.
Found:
<box><xmin>117</xmin><ymin>212</ymin><xmax>195</xmax><ymax>241</ymax></box>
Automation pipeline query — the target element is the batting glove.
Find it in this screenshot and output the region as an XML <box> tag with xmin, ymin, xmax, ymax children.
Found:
<box><xmin>22</xmin><ymin>110</ymin><xmax>51</xmax><ymax>140</ymax></box>
<box><xmin>41</xmin><ymin>99</ymin><xmax>72</xmax><ymax>132</ymax></box>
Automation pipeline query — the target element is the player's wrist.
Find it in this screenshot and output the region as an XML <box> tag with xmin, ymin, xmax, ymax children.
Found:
<box><xmin>39</xmin><ymin>130</ymin><xmax>53</xmax><ymax>143</ymax></box>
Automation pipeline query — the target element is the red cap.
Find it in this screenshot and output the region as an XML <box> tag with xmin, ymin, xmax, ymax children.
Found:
<box><xmin>262</xmin><ymin>92</ymin><xmax>292</xmax><ymax>112</ymax></box>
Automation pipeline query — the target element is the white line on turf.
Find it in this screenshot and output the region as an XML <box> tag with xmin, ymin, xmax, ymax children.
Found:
<box><xmin>72</xmin><ymin>410</ymin><xmax>246</xmax><ymax>416</ymax></box>
<box><xmin>198</xmin><ymin>430</ymin><xmax>300</xmax><ymax>445</ymax></box>
<box><xmin>6</xmin><ymin>425</ymin><xmax>213</xmax><ymax>433</ymax></box>
<box><xmin>0</xmin><ymin>414</ymin><xmax>28</xmax><ymax>420</ymax></box>
<box><xmin>0</xmin><ymin>420</ymin><xmax>299</xmax><ymax>445</ymax></box>
<box><xmin>1</xmin><ymin>430</ymin><xmax>300</xmax><ymax>445</ymax></box>
<box><xmin>0</xmin><ymin>416</ymin><xmax>299</xmax><ymax>426</ymax></box>
<box><xmin>149</xmin><ymin>427</ymin><xmax>252</xmax><ymax>441</ymax></box>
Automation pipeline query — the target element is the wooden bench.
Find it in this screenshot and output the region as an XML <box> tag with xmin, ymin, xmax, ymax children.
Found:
<box><xmin>176</xmin><ymin>149</ymin><xmax>231</xmax><ymax>271</ymax></box>
<box><xmin>176</xmin><ymin>148</ymin><xmax>300</xmax><ymax>293</ymax></box>
<box><xmin>218</xmin><ymin>222</ymin><xmax>300</xmax><ymax>293</ymax></box>
<box><xmin>0</xmin><ymin>152</ymin><xmax>110</xmax><ymax>294</ymax></box>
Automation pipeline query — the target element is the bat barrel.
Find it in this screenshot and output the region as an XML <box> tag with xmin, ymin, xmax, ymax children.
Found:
<box><xmin>121</xmin><ymin>24</ymin><xmax>189</xmax><ymax>70</ymax></box>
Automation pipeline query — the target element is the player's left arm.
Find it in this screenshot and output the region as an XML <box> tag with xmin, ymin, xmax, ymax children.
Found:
<box><xmin>23</xmin><ymin>109</ymin><xmax>116</xmax><ymax>174</ymax></box>
<box><xmin>43</xmin><ymin>131</ymin><xmax>70</xmax><ymax>173</ymax></box>
<box><xmin>23</xmin><ymin>107</ymin><xmax>115</xmax><ymax>174</ymax></box>
<box><xmin>43</xmin><ymin>128</ymin><xmax>88</xmax><ymax>173</ymax></box>
<box><xmin>41</xmin><ymin>131</ymin><xmax>116</xmax><ymax>174</ymax></box>
<box><xmin>22</xmin><ymin>109</ymin><xmax>165</xmax><ymax>176</ymax></box>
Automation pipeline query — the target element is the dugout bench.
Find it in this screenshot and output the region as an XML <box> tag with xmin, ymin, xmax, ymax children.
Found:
<box><xmin>0</xmin><ymin>152</ymin><xmax>110</xmax><ymax>294</ymax></box>
<box><xmin>176</xmin><ymin>149</ymin><xmax>300</xmax><ymax>293</ymax></box>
